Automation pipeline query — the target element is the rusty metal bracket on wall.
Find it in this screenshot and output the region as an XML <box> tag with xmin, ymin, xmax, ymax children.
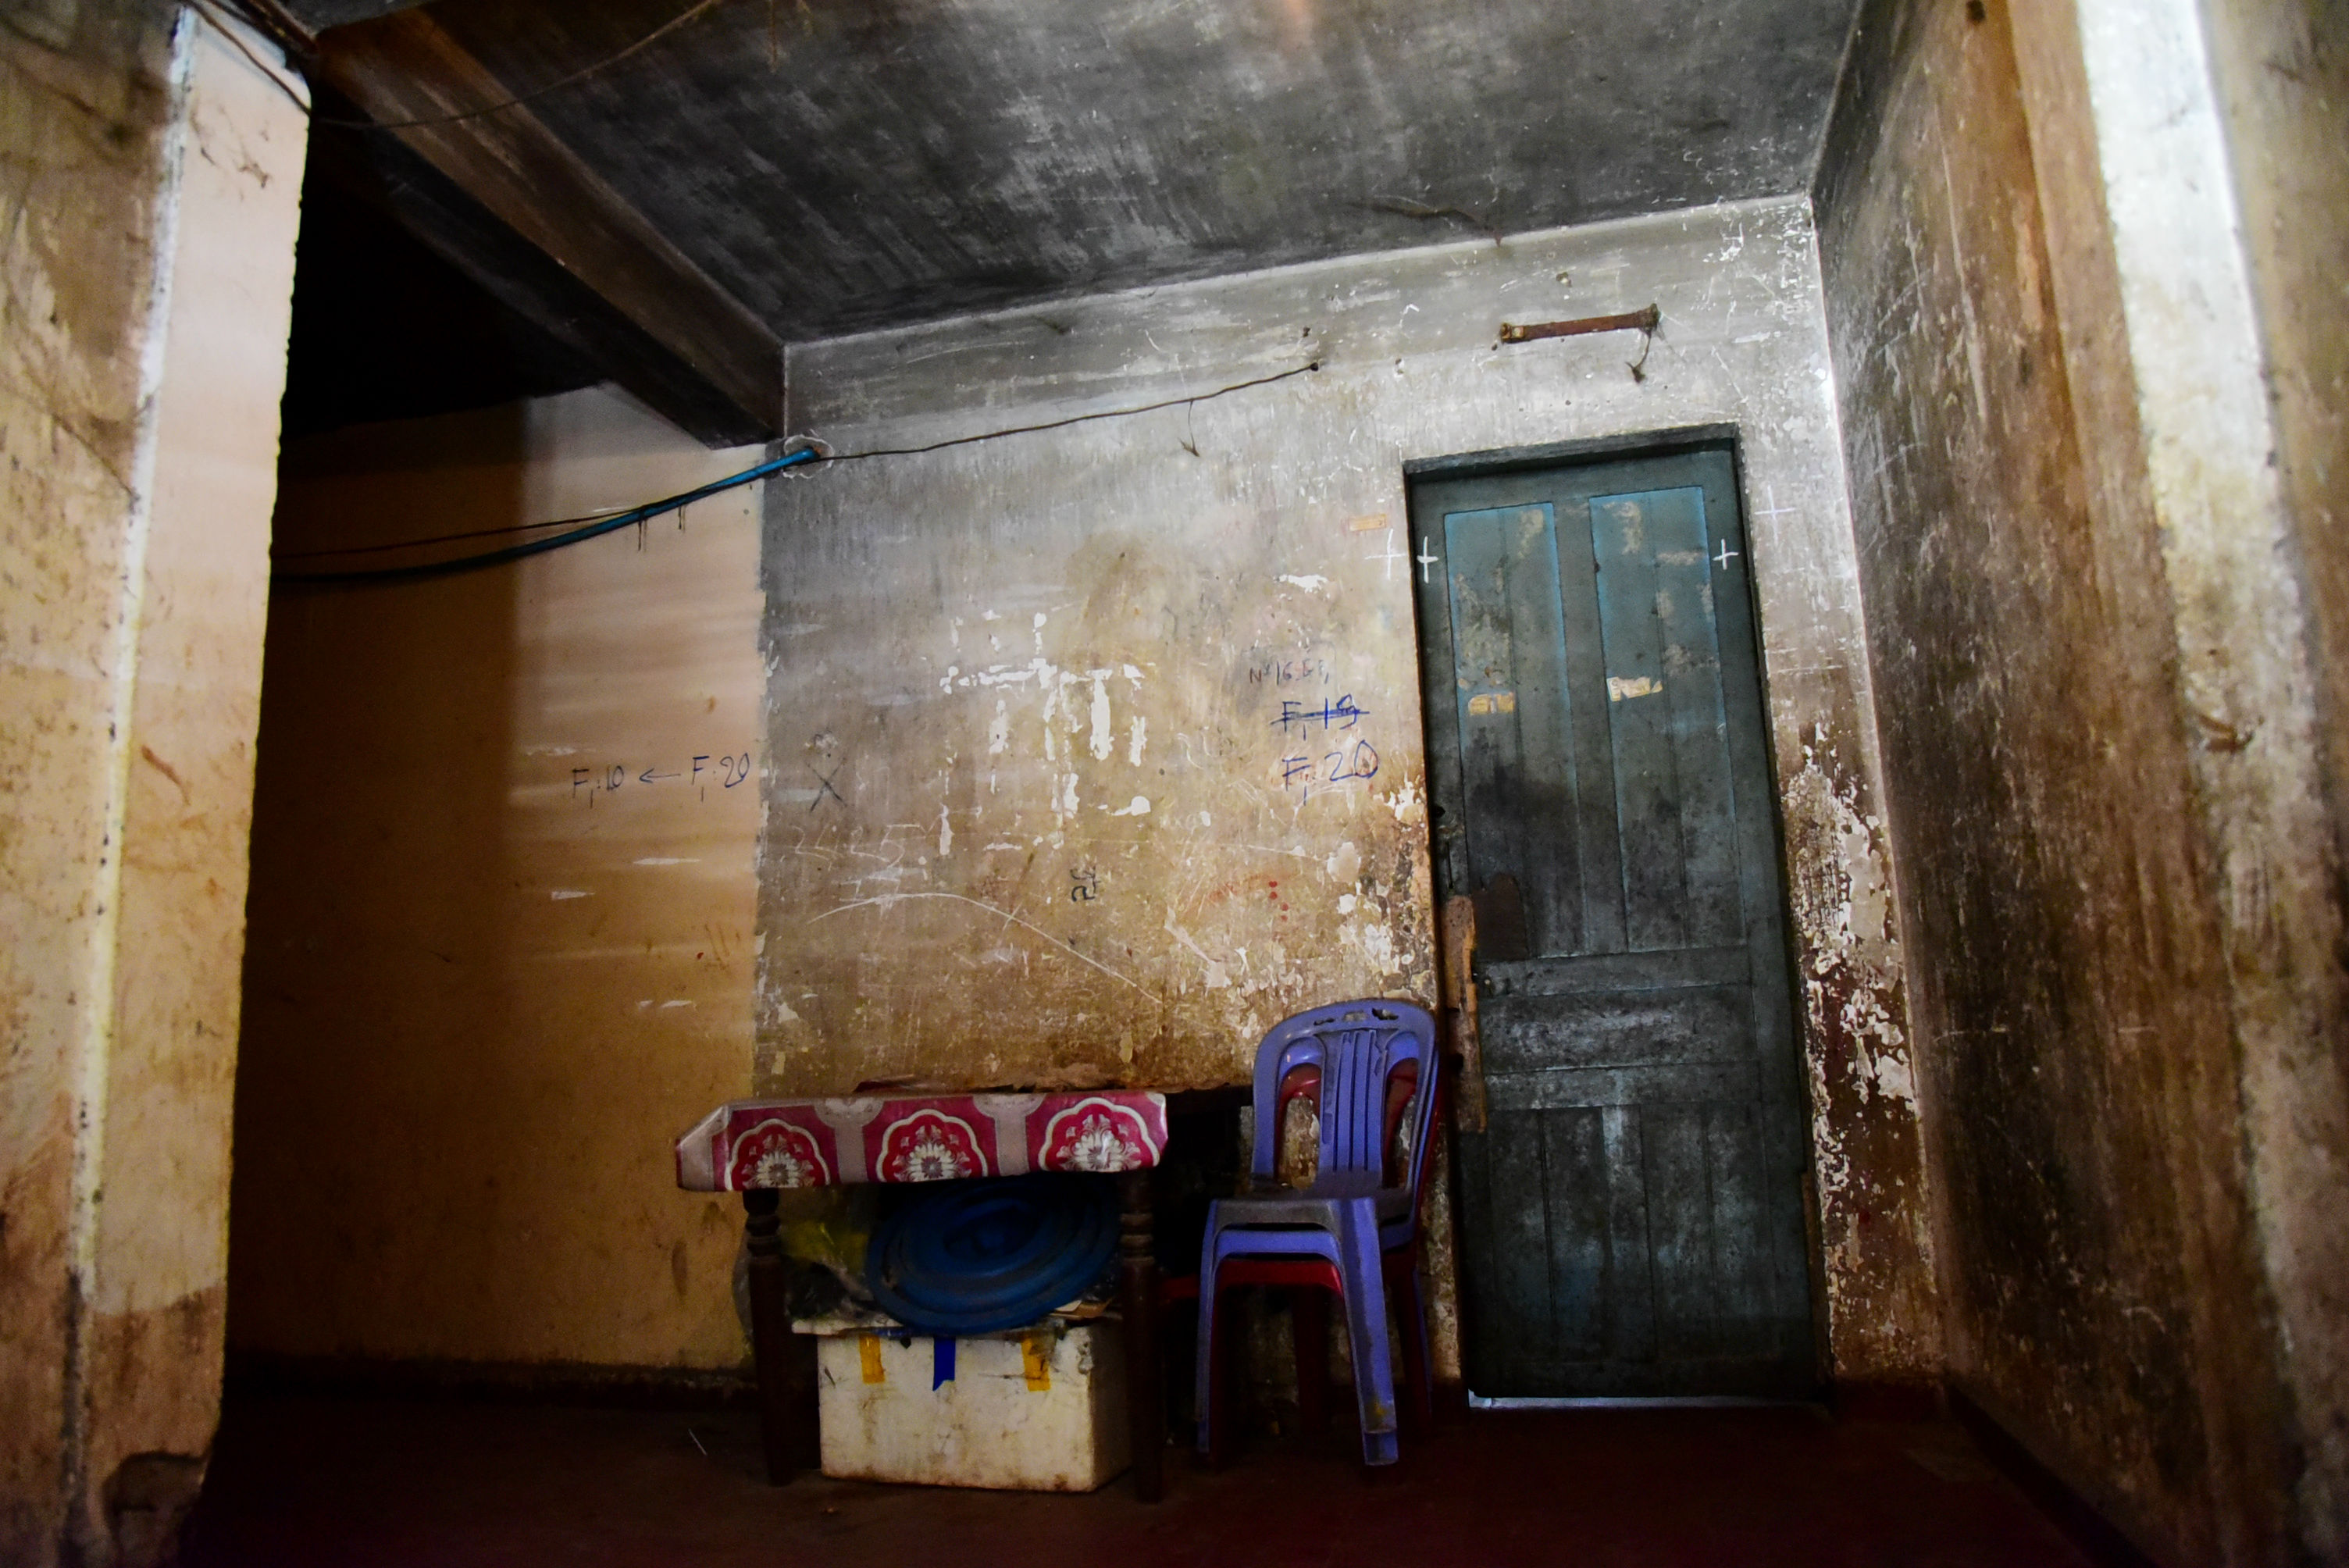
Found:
<box><xmin>1497</xmin><ymin>304</ymin><xmax>1660</xmax><ymax>344</ymax></box>
<box><xmin>1438</xmin><ymin>895</ymin><xmax>1487</xmax><ymax>1134</ymax></box>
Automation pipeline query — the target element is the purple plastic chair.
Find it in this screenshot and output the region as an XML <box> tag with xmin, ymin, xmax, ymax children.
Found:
<box><xmin>1194</xmin><ymin>999</ymin><xmax>1440</xmax><ymax>1466</ymax></box>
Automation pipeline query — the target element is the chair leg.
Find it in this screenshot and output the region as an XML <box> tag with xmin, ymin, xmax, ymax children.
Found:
<box><xmin>1215</xmin><ymin>1294</ymin><xmax>1243</xmax><ymax>1466</ymax></box>
<box><xmin>1193</xmin><ymin>1260</ymin><xmax>1219</xmax><ymax>1459</ymax></box>
<box><xmin>1392</xmin><ymin>1261</ymin><xmax>1433</xmax><ymax>1436</ymax></box>
<box><xmin>1335</xmin><ymin>1206</ymin><xmax>1399</xmax><ymax>1466</ymax></box>
<box><xmin>1198</xmin><ymin>1280</ymin><xmax>1254</xmax><ymax>1467</ymax></box>
<box><xmin>1291</xmin><ymin>1287</ymin><xmax>1330</xmax><ymax>1434</ymax></box>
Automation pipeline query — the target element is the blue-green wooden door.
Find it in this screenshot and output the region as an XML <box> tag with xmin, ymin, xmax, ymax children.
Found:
<box><xmin>1410</xmin><ymin>445</ymin><xmax>1816</xmax><ymax>1399</ymax></box>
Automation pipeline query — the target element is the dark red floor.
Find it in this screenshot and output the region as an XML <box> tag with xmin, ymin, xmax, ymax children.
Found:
<box><xmin>184</xmin><ymin>1394</ymin><xmax>2095</xmax><ymax>1567</ymax></box>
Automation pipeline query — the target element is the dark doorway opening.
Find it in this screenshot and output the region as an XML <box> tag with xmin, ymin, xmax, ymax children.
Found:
<box><xmin>1408</xmin><ymin>440</ymin><xmax>1816</xmax><ymax>1400</ymax></box>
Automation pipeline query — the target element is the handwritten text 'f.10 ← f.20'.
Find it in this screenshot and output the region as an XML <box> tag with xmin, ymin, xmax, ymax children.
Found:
<box><xmin>570</xmin><ymin>750</ymin><xmax>754</xmax><ymax>805</ymax></box>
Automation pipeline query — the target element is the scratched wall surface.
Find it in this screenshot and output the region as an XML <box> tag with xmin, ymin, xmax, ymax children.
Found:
<box><xmin>763</xmin><ymin>197</ymin><xmax>1941</xmax><ymax>1384</ymax></box>
<box><xmin>81</xmin><ymin>22</ymin><xmax>308</xmax><ymax>1563</ymax></box>
<box><xmin>0</xmin><ymin>12</ymin><xmax>305</xmax><ymax>1566</ymax></box>
<box><xmin>1814</xmin><ymin>0</ymin><xmax>2340</xmax><ymax>1559</ymax></box>
<box><xmin>2208</xmin><ymin>0</ymin><xmax>2349</xmax><ymax>957</ymax></box>
<box><xmin>230</xmin><ymin>386</ymin><xmax>761</xmax><ymax>1374</ymax></box>
<box><xmin>0</xmin><ymin>10</ymin><xmax>180</xmax><ymax>1559</ymax></box>
<box><xmin>2195</xmin><ymin>11</ymin><xmax>2349</xmax><ymax>1552</ymax></box>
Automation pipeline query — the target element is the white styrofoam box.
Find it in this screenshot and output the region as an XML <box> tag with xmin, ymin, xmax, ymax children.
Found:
<box><xmin>816</xmin><ymin>1324</ymin><xmax>1129</xmax><ymax>1491</ymax></box>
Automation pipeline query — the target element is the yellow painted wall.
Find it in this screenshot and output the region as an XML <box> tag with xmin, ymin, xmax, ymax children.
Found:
<box><xmin>229</xmin><ymin>387</ymin><xmax>764</xmax><ymax>1372</ymax></box>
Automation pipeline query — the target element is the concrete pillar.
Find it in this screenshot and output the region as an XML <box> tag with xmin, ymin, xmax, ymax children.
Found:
<box><xmin>0</xmin><ymin>6</ymin><xmax>307</xmax><ymax>1563</ymax></box>
<box><xmin>2010</xmin><ymin>0</ymin><xmax>2348</xmax><ymax>1557</ymax></box>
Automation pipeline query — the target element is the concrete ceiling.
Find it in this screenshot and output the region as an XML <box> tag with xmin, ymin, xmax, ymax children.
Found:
<box><xmin>293</xmin><ymin>0</ymin><xmax>1862</xmax><ymax>345</ymax></box>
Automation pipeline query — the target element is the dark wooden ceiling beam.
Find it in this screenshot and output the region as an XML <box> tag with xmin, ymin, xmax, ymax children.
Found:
<box><xmin>305</xmin><ymin>120</ymin><xmax>775</xmax><ymax>446</ymax></box>
<box><xmin>314</xmin><ymin>9</ymin><xmax>783</xmax><ymax>444</ymax></box>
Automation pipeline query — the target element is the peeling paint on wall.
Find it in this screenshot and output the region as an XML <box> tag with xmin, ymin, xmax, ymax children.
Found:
<box><xmin>1779</xmin><ymin>725</ymin><xmax>1936</xmax><ymax>1378</ymax></box>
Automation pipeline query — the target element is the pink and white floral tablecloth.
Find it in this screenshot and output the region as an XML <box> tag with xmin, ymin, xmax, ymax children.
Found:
<box><xmin>674</xmin><ymin>1092</ymin><xmax>1170</xmax><ymax>1192</ymax></box>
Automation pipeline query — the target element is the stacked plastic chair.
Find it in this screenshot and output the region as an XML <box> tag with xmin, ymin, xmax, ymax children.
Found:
<box><xmin>1192</xmin><ymin>1000</ymin><xmax>1440</xmax><ymax>1466</ymax></box>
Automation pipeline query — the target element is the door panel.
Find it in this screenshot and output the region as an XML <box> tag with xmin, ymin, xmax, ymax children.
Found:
<box><xmin>1485</xmin><ymin>1062</ymin><xmax>1759</xmax><ymax>1111</ymax></box>
<box><xmin>1478</xmin><ymin>985</ymin><xmax>1751</xmax><ymax>1071</ymax></box>
<box><xmin>1535</xmin><ymin>1107</ymin><xmax>1611</xmax><ymax>1362</ymax></box>
<box><xmin>1411</xmin><ymin>444</ymin><xmax>1815</xmax><ymax>1399</ymax></box>
<box><xmin>1442</xmin><ymin>503</ymin><xmax>1624</xmax><ymax>958</ymax></box>
<box><xmin>1589</xmin><ymin>487</ymin><xmax>1743</xmax><ymax>950</ymax></box>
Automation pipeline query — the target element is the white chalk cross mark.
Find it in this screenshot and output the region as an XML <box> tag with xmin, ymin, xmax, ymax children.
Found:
<box><xmin>1752</xmin><ymin>485</ymin><xmax>1798</xmax><ymax>528</ymax></box>
<box><xmin>1416</xmin><ymin>540</ymin><xmax>1440</xmax><ymax>583</ymax></box>
<box><xmin>1366</xmin><ymin>527</ymin><xmax>1407</xmax><ymax>582</ymax></box>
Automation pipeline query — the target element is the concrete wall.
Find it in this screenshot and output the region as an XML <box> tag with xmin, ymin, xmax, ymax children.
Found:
<box><xmin>2205</xmin><ymin>0</ymin><xmax>2349</xmax><ymax>936</ymax></box>
<box><xmin>229</xmin><ymin>387</ymin><xmax>765</xmax><ymax>1376</ymax></box>
<box><xmin>761</xmin><ymin>198</ymin><xmax>1944</xmax><ymax>1388</ymax></box>
<box><xmin>0</xmin><ymin>10</ymin><xmax>178</xmax><ymax>1549</ymax></box>
<box><xmin>1815</xmin><ymin>0</ymin><xmax>2347</xmax><ymax>1559</ymax></box>
<box><xmin>0</xmin><ymin>7</ymin><xmax>305</xmax><ymax>1565</ymax></box>
<box><xmin>2195</xmin><ymin>12</ymin><xmax>2349</xmax><ymax>1550</ymax></box>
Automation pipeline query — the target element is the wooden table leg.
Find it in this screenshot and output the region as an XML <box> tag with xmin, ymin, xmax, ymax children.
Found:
<box><xmin>1117</xmin><ymin>1167</ymin><xmax>1164</xmax><ymax>1502</ymax></box>
<box><xmin>743</xmin><ymin>1188</ymin><xmax>816</xmax><ymax>1484</ymax></box>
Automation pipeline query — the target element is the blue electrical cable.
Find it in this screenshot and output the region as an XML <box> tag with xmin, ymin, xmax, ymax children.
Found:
<box><xmin>270</xmin><ymin>445</ymin><xmax>821</xmax><ymax>587</ymax></box>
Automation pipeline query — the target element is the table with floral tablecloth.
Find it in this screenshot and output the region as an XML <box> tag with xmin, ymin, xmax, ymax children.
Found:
<box><xmin>673</xmin><ymin>1089</ymin><xmax>1176</xmax><ymax>1499</ymax></box>
<box><xmin>674</xmin><ymin>1091</ymin><xmax>1169</xmax><ymax>1191</ymax></box>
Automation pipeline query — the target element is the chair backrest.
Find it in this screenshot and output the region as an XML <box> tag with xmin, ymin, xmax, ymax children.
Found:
<box><xmin>1249</xmin><ymin>1000</ymin><xmax>1439</xmax><ymax>1217</ymax></box>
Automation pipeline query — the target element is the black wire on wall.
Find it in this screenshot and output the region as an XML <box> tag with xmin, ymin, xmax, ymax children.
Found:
<box><xmin>270</xmin><ymin>361</ymin><xmax>1321</xmax><ymax>590</ymax></box>
<box><xmin>270</xmin><ymin>447</ymin><xmax>818</xmax><ymax>587</ymax></box>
